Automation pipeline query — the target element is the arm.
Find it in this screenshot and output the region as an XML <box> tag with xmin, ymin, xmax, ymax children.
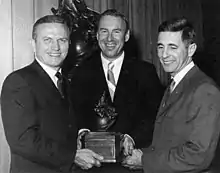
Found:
<box><xmin>1</xmin><ymin>73</ymin><xmax>76</xmax><ymax>172</ymax></box>
<box><xmin>142</xmin><ymin>83</ymin><xmax>220</xmax><ymax>172</ymax></box>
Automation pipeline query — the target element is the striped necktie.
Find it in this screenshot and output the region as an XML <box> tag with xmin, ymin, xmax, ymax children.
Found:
<box><xmin>107</xmin><ymin>62</ymin><xmax>116</xmax><ymax>101</ymax></box>
<box><xmin>169</xmin><ymin>79</ymin><xmax>175</xmax><ymax>93</ymax></box>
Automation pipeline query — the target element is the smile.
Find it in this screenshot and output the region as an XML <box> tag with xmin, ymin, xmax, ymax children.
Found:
<box><xmin>49</xmin><ymin>53</ymin><xmax>61</xmax><ymax>57</ymax></box>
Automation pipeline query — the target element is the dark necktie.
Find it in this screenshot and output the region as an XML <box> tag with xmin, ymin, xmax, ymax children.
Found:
<box><xmin>55</xmin><ymin>71</ymin><xmax>64</xmax><ymax>98</ymax></box>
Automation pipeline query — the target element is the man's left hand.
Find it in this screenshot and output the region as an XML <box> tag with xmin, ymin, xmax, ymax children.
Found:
<box><xmin>122</xmin><ymin>149</ymin><xmax>143</xmax><ymax>170</ymax></box>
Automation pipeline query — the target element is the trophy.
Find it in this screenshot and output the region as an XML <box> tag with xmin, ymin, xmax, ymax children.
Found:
<box><xmin>81</xmin><ymin>91</ymin><xmax>122</xmax><ymax>162</ymax></box>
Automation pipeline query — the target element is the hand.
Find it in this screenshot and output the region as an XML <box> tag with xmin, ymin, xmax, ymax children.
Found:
<box><xmin>77</xmin><ymin>129</ymin><xmax>90</xmax><ymax>149</ymax></box>
<box><xmin>122</xmin><ymin>149</ymin><xmax>143</xmax><ymax>170</ymax></box>
<box><xmin>121</xmin><ymin>135</ymin><xmax>134</xmax><ymax>156</ymax></box>
<box><xmin>74</xmin><ymin>149</ymin><xmax>104</xmax><ymax>170</ymax></box>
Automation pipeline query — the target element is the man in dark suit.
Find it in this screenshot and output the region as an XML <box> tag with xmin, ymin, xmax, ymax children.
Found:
<box><xmin>70</xmin><ymin>9</ymin><xmax>164</xmax><ymax>162</ymax></box>
<box><xmin>122</xmin><ymin>17</ymin><xmax>220</xmax><ymax>173</ymax></box>
<box><xmin>1</xmin><ymin>15</ymin><xmax>103</xmax><ymax>173</ymax></box>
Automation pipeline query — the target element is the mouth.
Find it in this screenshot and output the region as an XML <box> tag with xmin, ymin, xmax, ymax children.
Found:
<box><xmin>162</xmin><ymin>60</ymin><xmax>174</xmax><ymax>65</ymax></box>
<box><xmin>105</xmin><ymin>42</ymin><xmax>116</xmax><ymax>50</ymax></box>
<box><xmin>48</xmin><ymin>53</ymin><xmax>61</xmax><ymax>57</ymax></box>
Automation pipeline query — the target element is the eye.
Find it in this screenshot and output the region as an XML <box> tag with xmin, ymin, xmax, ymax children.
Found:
<box><xmin>43</xmin><ymin>38</ymin><xmax>51</xmax><ymax>43</ymax></box>
<box><xmin>114</xmin><ymin>30</ymin><xmax>121</xmax><ymax>34</ymax></box>
<box><xmin>170</xmin><ymin>46</ymin><xmax>177</xmax><ymax>50</ymax></box>
<box><xmin>58</xmin><ymin>38</ymin><xmax>68</xmax><ymax>44</ymax></box>
<box><xmin>157</xmin><ymin>45</ymin><xmax>163</xmax><ymax>50</ymax></box>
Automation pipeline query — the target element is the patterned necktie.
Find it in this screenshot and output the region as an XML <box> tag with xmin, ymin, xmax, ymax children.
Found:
<box><xmin>55</xmin><ymin>71</ymin><xmax>64</xmax><ymax>98</ymax></box>
<box><xmin>169</xmin><ymin>79</ymin><xmax>175</xmax><ymax>93</ymax></box>
<box><xmin>107</xmin><ymin>62</ymin><xmax>116</xmax><ymax>101</ymax></box>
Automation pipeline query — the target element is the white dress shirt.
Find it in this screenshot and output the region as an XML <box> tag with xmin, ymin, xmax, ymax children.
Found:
<box><xmin>101</xmin><ymin>52</ymin><xmax>124</xmax><ymax>86</ymax></box>
<box><xmin>172</xmin><ymin>61</ymin><xmax>195</xmax><ymax>91</ymax></box>
<box><xmin>35</xmin><ymin>57</ymin><xmax>60</xmax><ymax>88</ymax></box>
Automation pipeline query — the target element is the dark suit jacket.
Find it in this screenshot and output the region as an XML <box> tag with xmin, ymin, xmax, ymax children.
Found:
<box><xmin>70</xmin><ymin>51</ymin><xmax>164</xmax><ymax>148</ymax></box>
<box><xmin>1</xmin><ymin>60</ymin><xmax>78</xmax><ymax>173</ymax></box>
<box><xmin>142</xmin><ymin>65</ymin><xmax>220</xmax><ymax>173</ymax></box>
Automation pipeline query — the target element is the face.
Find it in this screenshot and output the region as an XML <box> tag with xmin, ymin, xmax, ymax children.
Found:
<box><xmin>157</xmin><ymin>31</ymin><xmax>196</xmax><ymax>77</ymax></box>
<box><xmin>32</xmin><ymin>23</ymin><xmax>69</xmax><ymax>70</ymax></box>
<box><xmin>97</xmin><ymin>15</ymin><xmax>130</xmax><ymax>60</ymax></box>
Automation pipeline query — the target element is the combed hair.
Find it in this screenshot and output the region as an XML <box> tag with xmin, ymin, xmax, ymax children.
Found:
<box><xmin>32</xmin><ymin>15</ymin><xmax>69</xmax><ymax>40</ymax></box>
<box><xmin>97</xmin><ymin>9</ymin><xmax>129</xmax><ymax>33</ymax></box>
<box><xmin>158</xmin><ymin>17</ymin><xmax>196</xmax><ymax>45</ymax></box>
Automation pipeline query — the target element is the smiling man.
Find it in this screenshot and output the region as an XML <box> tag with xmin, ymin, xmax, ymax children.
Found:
<box><xmin>1</xmin><ymin>15</ymin><xmax>104</xmax><ymax>173</ymax></box>
<box><xmin>122</xmin><ymin>17</ymin><xmax>220</xmax><ymax>173</ymax></box>
<box><xmin>70</xmin><ymin>9</ymin><xmax>164</xmax><ymax>171</ymax></box>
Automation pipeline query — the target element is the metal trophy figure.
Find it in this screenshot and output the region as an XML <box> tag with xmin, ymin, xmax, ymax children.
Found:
<box><xmin>81</xmin><ymin>91</ymin><xmax>121</xmax><ymax>163</ymax></box>
<box><xmin>94</xmin><ymin>91</ymin><xmax>118</xmax><ymax>131</ymax></box>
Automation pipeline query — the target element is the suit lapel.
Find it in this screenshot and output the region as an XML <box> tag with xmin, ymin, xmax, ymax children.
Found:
<box><xmin>157</xmin><ymin>66</ymin><xmax>199</xmax><ymax>118</ymax></box>
<box><xmin>30</xmin><ymin>60</ymin><xmax>63</xmax><ymax>100</ymax></box>
<box><xmin>114</xmin><ymin>57</ymin><xmax>136</xmax><ymax>104</ymax></box>
<box><xmin>91</xmin><ymin>55</ymin><xmax>112</xmax><ymax>103</ymax></box>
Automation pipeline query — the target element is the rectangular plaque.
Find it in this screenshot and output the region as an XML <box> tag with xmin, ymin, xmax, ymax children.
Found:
<box><xmin>82</xmin><ymin>132</ymin><xmax>121</xmax><ymax>163</ymax></box>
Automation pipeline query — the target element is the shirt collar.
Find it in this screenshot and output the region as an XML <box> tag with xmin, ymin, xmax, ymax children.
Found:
<box><xmin>35</xmin><ymin>57</ymin><xmax>58</xmax><ymax>78</ymax></box>
<box><xmin>101</xmin><ymin>52</ymin><xmax>124</xmax><ymax>70</ymax></box>
<box><xmin>172</xmin><ymin>61</ymin><xmax>195</xmax><ymax>86</ymax></box>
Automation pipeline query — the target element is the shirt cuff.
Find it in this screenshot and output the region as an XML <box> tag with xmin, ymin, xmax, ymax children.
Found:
<box><xmin>78</xmin><ymin>128</ymin><xmax>90</xmax><ymax>135</ymax></box>
<box><xmin>124</xmin><ymin>134</ymin><xmax>135</xmax><ymax>145</ymax></box>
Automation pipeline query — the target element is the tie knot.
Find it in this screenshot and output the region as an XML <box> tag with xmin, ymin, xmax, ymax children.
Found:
<box><xmin>108</xmin><ymin>62</ymin><xmax>114</xmax><ymax>71</ymax></box>
<box><xmin>55</xmin><ymin>71</ymin><xmax>62</xmax><ymax>79</ymax></box>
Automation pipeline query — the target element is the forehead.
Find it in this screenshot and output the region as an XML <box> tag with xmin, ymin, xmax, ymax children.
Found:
<box><xmin>36</xmin><ymin>23</ymin><xmax>69</xmax><ymax>37</ymax></box>
<box><xmin>99</xmin><ymin>15</ymin><xmax>126</xmax><ymax>30</ymax></box>
<box><xmin>158</xmin><ymin>31</ymin><xmax>183</xmax><ymax>45</ymax></box>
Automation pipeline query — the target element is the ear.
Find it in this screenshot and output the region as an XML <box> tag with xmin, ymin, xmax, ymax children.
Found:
<box><xmin>96</xmin><ymin>32</ymin><xmax>99</xmax><ymax>41</ymax></box>
<box><xmin>31</xmin><ymin>39</ymin><xmax>36</xmax><ymax>54</ymax></box>
<box><xmin>125</xmin><ymin>30</ymin><xmax>130</xmax><ymax>42</ymax></box>
<box><xmin>188</xmin><ymin>43</ymin><xmax>197</xmax><ymax>57</ymax></box>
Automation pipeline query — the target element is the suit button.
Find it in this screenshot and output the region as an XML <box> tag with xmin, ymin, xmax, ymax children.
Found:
<box><xmin>151</xmin><ymin>146</ymin><xmax>155</xmax><ymax>151</ymax></box>
<box><xmin>68</xmin><ymin>124</ymin><xmax>72</xmax><ymax>128</ymax></box>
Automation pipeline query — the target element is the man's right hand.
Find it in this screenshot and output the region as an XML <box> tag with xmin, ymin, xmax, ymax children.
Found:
<box><xmin>74</xmin><ymin>149</ymin><xmax>104</xmax><ymax>170</ymax></box>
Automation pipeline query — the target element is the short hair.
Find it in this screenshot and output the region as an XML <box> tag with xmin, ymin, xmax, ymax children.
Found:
<box><xmin>158</xmin><ymin>17</ymin><xmax>196</xmax><ymax>46</ymax></box>
<box><xmin>32</xmin><ymin>15</ymin><xmax>70</xmax><ymax>40</ymax></box>
<box><xmin>97</xmin><ymin>9</ymin><xmax>129</xmax><ymax>33</ymax></box>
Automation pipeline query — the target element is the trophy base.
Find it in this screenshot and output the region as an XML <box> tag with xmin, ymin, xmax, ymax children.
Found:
<box><xmin>82</xmin><ymin>132</ymin><xmax>122</xmax><ymax>163</ymax></box>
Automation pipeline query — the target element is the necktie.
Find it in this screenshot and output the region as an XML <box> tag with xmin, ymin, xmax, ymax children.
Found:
<box><xmin>107</xmin><ymin>62</ymin><xmax>116</xmax><ymax>101</ymax></box>
<box><xmin>169</xmin><ymin>79</ymin><xmax>175</xmax><ymax>93</ymax></box>
<box><xmin>55</xmin><ymin>71</ymin><xmax>64</xmax><ymax>98</ymax></box>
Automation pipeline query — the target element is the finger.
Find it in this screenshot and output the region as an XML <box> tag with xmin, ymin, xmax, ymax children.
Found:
<box><xmin>91</xmin><ymin>152</ymin><xmax>104</xmax><ymax>161</ymax></box>
<box><xmin>94</xmin><ymin>159</ymin><xmax>102</xmax><ymax>167</ymax></box>
<box><xmin>128</xmin><ymin>144</ymin><xmax>134</xmax><ymax>155</ymax></box>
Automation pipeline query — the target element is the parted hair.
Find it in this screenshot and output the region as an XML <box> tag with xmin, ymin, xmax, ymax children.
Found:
<box><xmin>32</xmin><ymin>15</ymin><xmax>70</xmax><ymax>40</ymax></box>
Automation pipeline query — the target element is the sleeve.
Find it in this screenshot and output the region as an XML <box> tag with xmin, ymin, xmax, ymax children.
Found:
<box><xmin>142</xmin><ymin>83</ymin><xmax>220</xmax><ymax>172</ymax></box>
<box><xmin>1</xmin><ymin>73</ymin><xmax>76</xmax><ymax>172</ymax></box>
<box><xmin>130</xmin><ymin>64</ymin><xmax>164</xmax><ymax>148</ymax></box>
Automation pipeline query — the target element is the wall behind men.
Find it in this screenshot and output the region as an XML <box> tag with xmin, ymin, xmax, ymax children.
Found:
<box><xmin>0</xmin><ymin>1</ymin><xmax>58</xmax><ymax>172</ymax></box>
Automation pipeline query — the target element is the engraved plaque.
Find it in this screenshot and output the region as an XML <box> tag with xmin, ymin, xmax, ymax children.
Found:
<box><xmin>82</xmin><ymin>132</ymin><xmax>122</xmax><ymax>163</ymax></box>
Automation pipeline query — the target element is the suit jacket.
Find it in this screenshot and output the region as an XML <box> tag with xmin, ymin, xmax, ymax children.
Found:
<box><xmin>1</xmin><ymin>60</ymin><xmax>78</xmax><ymax>173</ymax></box>
<box><xmin>142</xmin><ymin>65</ymin><xmax>220</xmax><ymax>173</ymax></box>
<box><xmin>70</xmin><ymin>51</ymin><xmax>164</xmax><ymax>148</ymax></box>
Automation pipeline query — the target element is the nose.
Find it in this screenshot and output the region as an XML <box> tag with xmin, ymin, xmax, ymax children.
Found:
<box><xmin>51</xmin><ymin>40</ymin><xmax>60</xmax><ymax>50</ymax></box>
<box><xmin>107</xmin><ymin>33</ymin><xmax>113</xmax><ymax>41</ymax></box>
<box><xmin>161</xmin><ymin>48</ymin><xmax>168</xmax><ymax>58</ymax></box>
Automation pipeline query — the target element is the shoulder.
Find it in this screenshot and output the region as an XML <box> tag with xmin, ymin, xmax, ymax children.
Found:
<box><xmin>188</xmin><ymin>69</ymin><xmax>220</xmax><ymax>101</ymax></box>
<box><xmin>2</xmin><ymin>62</ymin><xmax>36</xmax><ymax>89</ymax></box>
